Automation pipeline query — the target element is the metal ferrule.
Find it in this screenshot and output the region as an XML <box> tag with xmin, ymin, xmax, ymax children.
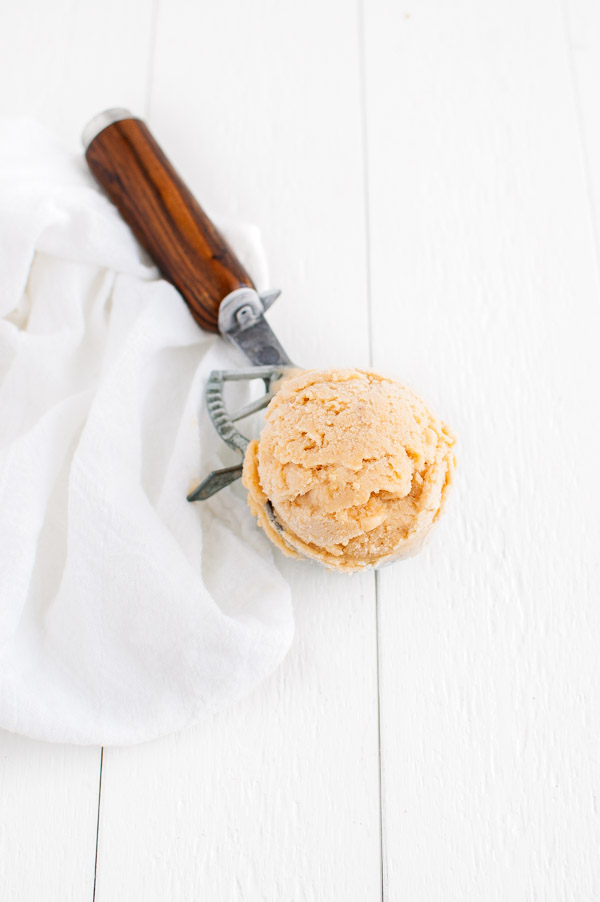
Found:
<box><xmin>81</xmin><ymin>108</ymin><xmax>135</xmax><ymax>150</ymax></box>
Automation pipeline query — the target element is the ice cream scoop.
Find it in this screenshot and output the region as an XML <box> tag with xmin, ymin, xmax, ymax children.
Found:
<box><xmin>83</xmin><ymin>110</ymin><xmax>455</xmax><ymax>571</ymax></box>
<box><xmin>83</xmin><ymin>109</ymin><xmax>294</xmax><ymax>500</ymax></box>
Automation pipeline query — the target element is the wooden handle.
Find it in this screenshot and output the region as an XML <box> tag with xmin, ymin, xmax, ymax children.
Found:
<box><xmin>84</xmin><ymin>114</ymin><xmax>254</xmax><ymax>332</ymax></box>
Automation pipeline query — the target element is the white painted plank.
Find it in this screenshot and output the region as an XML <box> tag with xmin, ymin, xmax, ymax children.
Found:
<box><xmin>0</xmin><ymin>0</ymin><xmax>154</xmax><ymax>150</ymax></box>
<box><xmin>364</xmin><ymin>0</ymin><xmax>600</xmax><ymax>899</ymax></box>
<box><xmin>97</xmin><ymin>572</ymin><xmax>378</xmax><ymax>901</ymax></box>
<box><xmin>0</xmin><ymin>2</ymin><xmax>156</xmax><ymax>900</ymax></box>
<box><xmin>564</xmin><ymin>0</ymin><xmax>600</xmax><ymax>250</ymax></box>
<box><xmin>0</xmin><ymin>732</ymin><xmax>100</xmax><ymax>902</ymax></box>
<box><xmin>94</xmin><ymin>2</ymin><xmax>381</xmax><ymax>901</ymax></box>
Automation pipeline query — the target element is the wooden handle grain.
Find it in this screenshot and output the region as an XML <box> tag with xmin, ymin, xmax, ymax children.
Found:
<box><xmin>84</xmin><ymin>115</ymin><xmax>254</xmax><ymax>332</ymax></box>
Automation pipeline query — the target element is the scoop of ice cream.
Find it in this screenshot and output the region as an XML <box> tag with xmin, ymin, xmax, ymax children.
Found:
<box><xmin>242</xmin><ymin>368</ymin><xmax>456</xmax><ymax>572</ymax></box>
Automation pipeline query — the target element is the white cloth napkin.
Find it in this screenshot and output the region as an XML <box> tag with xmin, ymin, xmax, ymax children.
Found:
<box><xmin>0</xmin><ymin>120</ymin><xmax>294</xmax><ymax>746</ymax></box>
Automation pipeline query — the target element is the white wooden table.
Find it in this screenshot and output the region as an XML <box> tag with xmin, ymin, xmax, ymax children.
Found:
<box><xmin>2</xmin><ymin>1</ymin><xmax>600</xmax><ymax>899</ymax></box>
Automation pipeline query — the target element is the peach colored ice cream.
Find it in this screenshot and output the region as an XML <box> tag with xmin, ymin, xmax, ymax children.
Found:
<box><xmin>242</xmin><ymin>368</ymin><xmax>456</xmax><ymax>572</ymax></box>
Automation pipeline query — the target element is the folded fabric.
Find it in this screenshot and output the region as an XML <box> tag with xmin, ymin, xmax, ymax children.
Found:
<box><xmin>0</xmin><ymin>120</ymin><xmax>294</xmax><ymax>745</ymax></box>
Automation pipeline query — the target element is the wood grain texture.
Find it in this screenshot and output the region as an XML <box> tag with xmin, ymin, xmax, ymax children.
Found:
<box><xmin>86</xmin><ymin>117</ymin><xmax>254</xmax><ymax>332</ymax></box>
<box><xmin>364</xmin><ymin>0</ymin><xmax>600</xmax><ymax>898</ymax></box>
<box><xmin>93</xmin><ymin>1</ymin><xmax>381</xmax><ymax>900</ymax></box>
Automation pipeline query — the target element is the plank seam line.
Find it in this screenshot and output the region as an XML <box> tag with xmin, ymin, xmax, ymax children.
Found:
<box><xmin>559</xmin><ymin>0</ymin><xmax>600</xmax><ymax>297</ymax></box>
<box><xmin>357</xmin><ymin>1</ymin><xmax>385</xmax><ymax>899</ymax></box>
<box><xmin>375</xmin><ymin>571</ymin><xmax>386</xmax><ymax>902</ymax></box>
<box><xmin>92</xmin><ymin>747</ymin><xmax>104</xmax><ymax>902</ymax></box>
